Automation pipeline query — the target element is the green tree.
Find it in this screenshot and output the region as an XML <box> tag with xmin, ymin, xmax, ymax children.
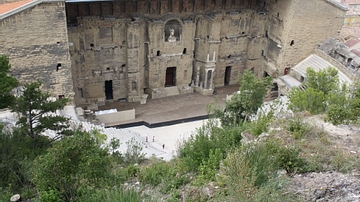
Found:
<box><xmin>30</xmin><ymin>130</ymin><xmax>113</xmax><ymax>201</ymax></box>
<box><xmin>0</xmin><ymin>55</ymin><xmax>19</xmax><ymax>109</ymax></box>
<box><xmin>305</xmin><ymin>67</ymin><xmax>339</xmax><ymax>95</ymax></box>
<box><xmin>219</xmin><ymin>70</ymin><xmax>272</xmax><ymax>125</ymax></box>
<box><xmin>288</xmin><ymin>67</ymin><xmax>339</xmax><ymax>114</ymax></box>
<box><xmin>10</xmin><ymin>80</ymin><xmax>70</xmax><ymax>139</ymax></box>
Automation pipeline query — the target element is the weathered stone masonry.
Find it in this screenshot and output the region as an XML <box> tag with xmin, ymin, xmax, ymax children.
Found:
<box><xmin>0</xmin><ymin>1</ymin><xmax>73</xmax><ymax>99</ymax></box>
<box><xmin>0</xmin><ymin>0</ymin><xmax>346</xmax><ymax>109</ymax></box>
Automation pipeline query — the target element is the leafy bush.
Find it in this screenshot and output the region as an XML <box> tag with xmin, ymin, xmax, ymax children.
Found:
<box><xmin>198</xmin><ymin>148</ymin><xmax>223</xmax><ymax>182</ymax></box>
<box><xmin>221</xmin><ymin>140</ymin><xmax>308</xmax><ymax>201</ymax></box>
<box><xmin>288</xmin><ymin>87</ymin><xmax>326</xmax><ymax>114</ymax></box>
<box><xmin>79</xmin><ymin>187</ymin><xmax>147</xmax><ymax>202</ymax></box>
<box><xmin>39</xmin><ymin>189</ymin><xmax>62</xmax><ymax>202</ymax></box>
<box><xmin>124</xmin><ymin>137</ymin><xmax>145</xmax><ymax>165</ymax></box>
<box><xmin>214</xmin><ymin>70</ymin><xmax>272</xmax><ymax>126</ymax></box>
<box><xmin>30</xmin><ymin>130</ymin><xmax>113</xmax><ymax>201</ymax></box>
<box><xmin>287</xmin><ymin>118</ymin><xmax>310</xmax><ymax>139</ymax></box>
<box><xmin>178</xmin><ymin>119</ymin><xmax>243</xmax><ymax>172</ymax></box>
<box><xmin>139</xmin><ymin>159</ymin><xmax>188</xmax><ymax>194</ymax></box>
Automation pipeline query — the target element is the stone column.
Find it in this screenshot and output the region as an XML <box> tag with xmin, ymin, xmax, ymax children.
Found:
<box><xmin>209</xmin><ymin>69</ymin><xmax>214</xmax><ymax>90</ymax></box>
<box><xmin>195</xmin><ymin>66</ymin><xmax>200</xmax><ymax>87</ymax></box>
<box><xmin>204</xmin><ymin>69</ymin><xmax>208</xmax><ymax>89</ymax></box>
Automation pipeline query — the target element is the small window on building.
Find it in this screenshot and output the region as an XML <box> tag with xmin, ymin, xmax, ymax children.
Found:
<box><xmin>261</xmin><ymin>50</ymin><xmax>265</xmax><ymax>56</ymax></box>
<box><xmin>251</xmin><ymin>67</ymin><xmax>255</xmax><ymax>74</ymax></box>
<box><xmin>228</xmin><ymin>55</ymin><xmax>231</xmax><ymax>58</ymax></box>
<box><xmin>57</xmin><ymin>42</ymin><xmax>60</xmax><ymax>45</ymax></box>
<box><xmin>90</xmin><ymin>43</ymin><xmax>94</xmax><ymax>47</ymax></box>
<box><xmin>265</xmin><ymin>30</ymin><xmax>268</xmax><ymax>38</ymax></box>
<box><xmin>242</xmin><ymin>31</ymin><xmax>245</xmax><ymax>35</ymax></box>
<box><xmin>78</xmin><ymin>88</ymin><xmax>83</xmax><ymax>98</ymax></box>
<box><xmin>58</xmin><ymin>95</ymin><xmax>65</xmax><ymax>99</ymax></box>
<box><xmin>56</xmin><ymin>63</ymin><xmax>62</xmax><ymax>71</ymax></box>
<box><xmin>183</xmin><ymin>48</ymin><xmax>187</xmax><ymax>54</ymax></box>
<box><xmin>157</xmin><ymin>50</ymin><xmax>160</xmax><ymax>56</ymax></box>
<box><xmin>290</xmin><ymin>40</ymin><xmax>294</xmax><ymax>46</ymax></box>
<box><xmin>184</xmin><ymin>70</ymin><xmax>187</xmax><ymax>79</ymax></box>
<box><xmin>277</xmin><ymin>12</ymin><xmax>280</xmax><ymax>18</ymax></box>
<box><xmin>106</xmin><ymin>67</ymin><xmax>110</xmax><ymax>70</ymax></box>
<box><xmin>132</xmin><ymin>81</ymin><xmax>137</xmax><ymax>91</ymax></box>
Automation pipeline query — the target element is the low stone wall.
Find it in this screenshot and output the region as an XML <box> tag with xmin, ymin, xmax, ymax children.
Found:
<box><xmin>96</xmin><ymin>109</ymin><xmax>135</xmax><ymax>126</ymax></box>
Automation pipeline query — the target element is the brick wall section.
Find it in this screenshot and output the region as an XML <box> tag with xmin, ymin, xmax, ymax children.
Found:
<box><xmin>0</xmin><ymin>1</ymin><xmax>73</xmax><ymax>99</ymax></box>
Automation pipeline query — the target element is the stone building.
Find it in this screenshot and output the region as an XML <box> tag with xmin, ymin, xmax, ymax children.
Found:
<box><xmin>0</xmin><ymin>0</ymin><xmax>347</xmax><ymax>109</ymax></box>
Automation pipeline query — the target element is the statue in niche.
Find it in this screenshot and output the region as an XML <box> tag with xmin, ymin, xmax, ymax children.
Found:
<box><xmin>168</xmin><ymin>28</ymin><xmax>176</xmax><ymax>42</ymax></box>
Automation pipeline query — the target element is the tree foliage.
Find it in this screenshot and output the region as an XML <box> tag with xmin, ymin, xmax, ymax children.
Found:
<box><xmin>216</xmin><ymin>70</ymin><xmax>272</xmax><ymax>126</ymax></box>
<box><xmin>10</xmin><ymin>80</ymin><xmax>70</xmax><ymax>139</ymax></box>
<box><xmin>0</xmin><ymin>55</ymin><xmax>19</xmax><ymax>109</ymax></box>
<box><xmin>288</xmin><ymin>67</ymin><xmax>360</xmax><ymax>124</ymax></box>
<box><xmin>30</xmin><ymin>130</ymin><xmax>113</xmax><ymax>201</ymax></box>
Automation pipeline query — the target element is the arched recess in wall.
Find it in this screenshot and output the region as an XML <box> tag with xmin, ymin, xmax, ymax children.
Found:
<box><xmin>164</xmin><ymin>19</ymin><xmax>182</xmax><ymax>42</ymax></box>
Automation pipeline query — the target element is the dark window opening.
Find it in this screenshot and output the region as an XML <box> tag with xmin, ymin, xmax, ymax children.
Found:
<box><xmin>157</xmin><ymin>50</ymin><xmax>160</xmax><ymax>56</ymax></box>
<box><xmin>165</xmin><ymin>67</ymin><xmax>176</xmax><ymax>87</ymax></box>
<box><xmin>132</xmin><ymin>81</ymin><xmax>137</xmax><ymax>91</ymax></box>
<box><xmin>261</xmin><ymin>50</ymin><xmax>265</xmax><ymax>56</ymax></box>
<box><xmin>228</xmin><ymin>55</ymin><xmax>231</xmax><ymax>58</ymax></box>
<box><xmin>106</xmin><ymin>67</ymin><xmax>110</xmax><ymax>70</ymax></box>
<box><xmin>265</xmin><ymin>30</ymin><xmax>268</xmax><ymax>38</ymax></box>
<box><xmin>271</xmin><ymin>83</ymin><xmax>279</xmax><ymax>91</ymax></box>
<box><xmin>78</xmin><ymin>88</ymin><xmax>83</xmax><ymax>98</ymax></box>
<box><xmin>224</xmin><ymin>66</ymin><xmax>231</xmax><ymax>85</ymax></box>
<box><xmin>264</xmin><ymin>71</ymin><xmax>270</xmax><ymax>78</ymax></box>
<box><xmin>207</xmin><ymin>35</ymin><xmax>209</xmax><ymax>39</ymax></box>
<box><xmin>183</xmin><ymin>48</ymin><xmax>187</xmax><ymax>54</ymax></box>
<box><xmin>264</xmin><ymin>2</ymin><xmax>266</xmax><ymax>7</ymax></box>
<box><xmin>120</xmin><ymin>64</ymin><xmax>125</xmax><ymax>73</ymax></box>
<box><xmin>347</xmin><ymin>58</ymin><xmax>353</xmax><ymax>66</ymax></box>
<box><xmin>56</xmin><ymin>63</ymin><xmax>61</xmax><ymax>71</ymax></box>
<box><xmin>90</xmin><ymin>43</ymin><xmax>94</xmax><ymax>47</ymax></box>
<box><xmin>105</xmin><ymin>80</ymin><xmax>113</xmax><ymax>100</ymax></box>
<box><xmin>290</xmin><ymin>40</ymin><xmax>294</xmax><ymax>46</ymax></box>
<box><xmin>58</xmin><ymin>95</ymin><xmax>64</xmax><ymax>99</ymax></box>
<box><xmin>251</xmin><ymin>67</ymin><xmax>255</xmax><ymax>74</ymax></box>
<box><xmin>242</xmin><ymin>31</ymin><xmax>245</xmax><ymax>35</ymax></box>
<box><xmin>57</xmin><ymin>42</ymin><xmax>60</xmax><ymax>45</ymax></box>
<box><xmin>284</xmin><ymin>67</ymin><xmax>290</xmax><ymax>75</ymax></box>
<box><xmin>277</xmin><ymin>12</ymin><xmax>280</xmax><ymax>18</ymax></box>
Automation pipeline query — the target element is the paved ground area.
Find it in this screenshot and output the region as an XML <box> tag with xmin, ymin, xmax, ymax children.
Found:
<box><xmin>99</xmin><ymin>84</ymin><xmax>239</xmax><ymax>126</ymax></box>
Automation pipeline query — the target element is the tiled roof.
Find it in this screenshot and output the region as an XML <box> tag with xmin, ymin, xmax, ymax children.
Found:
<box><xmin>0</xmin><ymin>0</ymin><xmax>62</xmax><ymax>20</ymax></box>
<box><xmin>345</xmin><ymin>38</ymin><xmax>360</xmax><ymax>48</ymax></box>
<box><xmin>292</xmin><ymin>54</ymin><xmax>352</xmax><ymax>85</ymax></box>
<box><xmin>351</xmin><ymin>49</ymin><xmax>360</xmax><ymax>57</ymax></box>
<box><xmin>0</xmin><ymin>0</ymin><xmax>33</xmax><ymax>15</ymax></box>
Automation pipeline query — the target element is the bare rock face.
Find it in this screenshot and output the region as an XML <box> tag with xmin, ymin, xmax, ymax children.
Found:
<box><xmin>286</xmin><ymin>171</ymin><xmax>360</xmax><ymax>201</ymax></box>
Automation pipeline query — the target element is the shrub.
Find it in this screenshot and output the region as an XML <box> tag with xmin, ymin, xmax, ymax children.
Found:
<box><xmin>178</xmin><ymin>119</ymin><xmax>243</xmax><ymax>172</ymax></box>
<box><xmin>287</xmin><ymin>118</ymin><xmax>310</xmax><ymax>139</ymax></box>
<box><xmin>30</xmin><ymin>130</ymin><xmax>113</xmax><ymax>201</ymax></box>
<box><xmin>124</xmin><ymin>137</ymin><xmax>145</xmax><ymax>165</ymax></box>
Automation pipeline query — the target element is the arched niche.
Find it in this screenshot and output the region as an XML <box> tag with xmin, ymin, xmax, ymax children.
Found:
<box><xmin>164</xmin><ymin>19</ymin><xmax>181</xmax><ymax>42</ymax></box>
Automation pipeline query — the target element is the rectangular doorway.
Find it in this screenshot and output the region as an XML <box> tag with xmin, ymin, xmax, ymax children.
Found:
<box><xmin>105</xmin><ymin>80</ymin><xmax>113</xmax><ymax>100</ymax></box>
<box><xmin>165</xmin><ymin>67</ymin><xmax>176</xmax><ymax>87</ymax></box>
<box><xmin>224</xmin><ymin>66</ymin><xmax>231</xmax><ymax>85</ymax></box>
